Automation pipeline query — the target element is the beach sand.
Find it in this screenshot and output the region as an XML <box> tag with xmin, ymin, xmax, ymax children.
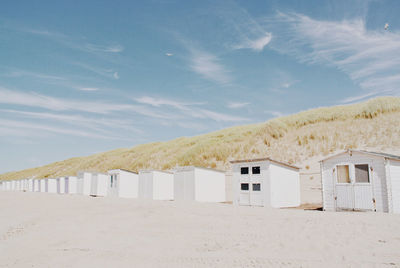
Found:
<box><xmin>1</xmin><ymin>191</ymin><xmax>400</xmax><ymax>267</ymax></box>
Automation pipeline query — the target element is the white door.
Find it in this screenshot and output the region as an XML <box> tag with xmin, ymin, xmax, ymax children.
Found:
<box><xmin>335</xmin><ymin>164</ymin><xmax>374</xmax><ymax>211</ymax></box>
<box><xmin>239</xmin><ymin>181</ymin><xmax>250</xmax><ymax>205</ymax></box>
<box><xmin>250</xmin><ymin>181</ymin><xmax>263</xmax><ymax>206</ymax></box>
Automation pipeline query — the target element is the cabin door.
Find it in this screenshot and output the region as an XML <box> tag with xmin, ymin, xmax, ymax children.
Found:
<box><xmin>239</xmin><ymin>180</ymin><xmax>250</xmax><ymax>205</ymax></box>
<box><xmin>335</xmin><ymin>164</ymin><xmax>374</xmax><ymax>211</ymax></box>
<box><xmin>250</xmin><ymin>180</ymin><xmax>263</xmax><ymax>206</ymax></box>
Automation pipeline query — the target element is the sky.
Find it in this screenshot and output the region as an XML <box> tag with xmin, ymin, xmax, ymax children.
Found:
<box><xmin>1</xmin><ymin>0</ymin><xmax>400</xmax><ymax>173</ymax></box>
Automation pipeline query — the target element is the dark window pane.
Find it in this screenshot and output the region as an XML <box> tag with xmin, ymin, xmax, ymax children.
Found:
<box><xmin>252</xmin><ymin>183</ymin><xmax>261</xmax><ymax>191</ymax></box>
<box><xmin>241</xmin><ymin>183</ymin><xmax>249</xmax><ymax>190</ymax></box>
<box><xmin>241</xmin><ymin>167</ymin><xmax>249</xmax><ymax>174</ymax></box>
<box><xmin>252</xmin><ymin>166</ymin><xmax>260</xmax><ymax>174</ymax></box>
<box><xmin>355</xmin><ymin>164</ymin><xmax>370</xmax><ymax>183</ymax></box>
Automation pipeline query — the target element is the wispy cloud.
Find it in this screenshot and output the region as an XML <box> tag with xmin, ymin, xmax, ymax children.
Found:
<box><xmin>194</xmin><ymin>109</ymin><xmax>250</xmax><ymax>122</ymax></box>
<box><xmin>0</xmin><ymin>87</ymin><xmax>170</xmax><ymax>119</ymax></box>
<box><xmin>72</xmin><ymin>62</ymin><xmax>120</xmax><ymax>80</ymax></box>
<box><xmin>270</xmin><ymin>79</ymin><xmax>300</xmax><ymax>93</ymax></box>
<box><xmin>134</xmin><ymin>96</ymin><xmax>204</xmax><ymax>111</ymax></box>
<box><xmin>214</xmin><ymin>1</ymin><xmax>272</xmax><ymax>51</ymax></box>
<box><xmin>1</xmin><ymin>109</ymin><xmax>142</xmax><ymax>134</ymax></box>
<box><xmin>78</xmin><ymin>87</ymin><xmax>99</xmax><ymax>91</ymax></box>
<box><xmin>264</xmin><ymin>110</ymin><xmax>284</xmax><ymax>118</ymax></box>
<box><xmin>135</xmin><ymin>95</ymin><xmax>249</xmax><ymax>122</ymax></box>
<box><xmin>189</xmin><ymin>48</ymin><xmax>232</xmax><ymax>84</ymax></box>
<box><xmin>20</xmin><ymin>26</ymin><xmax>124</xmax><ymax>56</ymax></box>
<box><xmin>270</xmin><ymin>12</ymin><xmax>400</xmax><ymax>102</ymax></box>
<box><xmin>227</xmin><ymin>102</ymin><xmax>250</xmax><ymax>109</ymax></box>
<box><xmin>85</xmin><ymin>44</ymin><xmax>124</xmax><ymax>53</ymax></box>
<box><xmin>234</xmin><ymin>33</ymin><xmax>272</xmax><ymax>51</ymax></box>
<box><xmin>2</xmin><ymin>68</ymin><xmax>66</xmax><ymax>81</ymax></box>
<box><xmin>0</xmin><ymin>118</ymin><xmax>113</xmax><ymax>139</ymax></box>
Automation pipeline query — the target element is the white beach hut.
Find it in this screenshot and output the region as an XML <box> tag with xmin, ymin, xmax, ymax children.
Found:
<box><xmin>65</xmin><ymin>176</ymin><xmax>78</xmax><ymax>194</ymax></box>
<box><xmin>11</xmin><ymin>180</ymin><xmax>16</xmax><ymax>191</ymax></box>
<box><xmin>231</xmin><ymin>158</ymin><xmax>301</xmax><ymax>208</ymax></box>
<box><xmin>90</xmin><ymin>173</ymin><xmax>108</xmax><ymax>197</ymax></box>
<box><xmin>139</xmin><ymin>170</ymin><xmax>174</xmax><ymax>200</ymax></box>
<box><xmin>57</xmin><ymin>177</ymin><xmax>66</xmax><ymax>194</ymax></box>
<box><xmin>40</xmin><ymin>179</ymin><xmax>47</xmax><ymax>192</ymax></box>
<box><xmin>173</xmin><ymin>166</ymin><xmax>226</xmax><ymax>203</ymax></box>
<box><xmin>321</xmin><ymin>150</ymin><xmax>400</xmax><ymax>213</ymax></box>
<box><xmin>6</xmin><ymin>181</ymin><xmax>11</xmax><ymax>191</ymax></box>
<box><xmin>47</xmin><ymin>178</ymin><xmax>58</xmax><ymax>193</ymax></box>
<box><xmin>34</xmin><ymin>179</ymin><xmax>41</xmax><ymax>192</ymax></box>
<box><xmin>15</xmin><ymin>180</ymin><xmax>20</xmax><ymax>191</ymax></box>
<box><xmin>77</xmin><ymin>172</ymin><xmax>92</xmax><ymax>195</ymax></box>
<box><xmin>28</xmin><ymin>179</ymin><xmax>35</xmax><ymax>192</ymax></box>
<box><xmin>108</xmin><ymin>169</ymin><xmax>139</xmax><ymax>198</ymax></box>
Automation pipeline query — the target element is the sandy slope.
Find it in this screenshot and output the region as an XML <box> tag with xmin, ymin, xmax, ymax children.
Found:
<box><xmin>1</xmin><ymin>192</ymin><xmax>400</xmax><ymax>267</ymax></box>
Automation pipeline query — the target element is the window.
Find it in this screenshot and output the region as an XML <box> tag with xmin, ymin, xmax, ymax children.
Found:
<box><xmin>252</xmin><ymin>166</ymin><xmax>260</xmax><ymax>174</ymax></box>
<box><xmin>241</xmin><ymin>183</ymin><xmax>249</xmax><ymax>190</ymax></box>
<box><xmin>110</xmin><ymin>175</ymin><xmax>114</xmax><ymax>187</ymax></box>
<box><xmin>241</xmin><ymin>167</ymin><xmax>249</xmax><ymax>174</ymax></box>
<box><xmin>252</xmin><ymin>183</ymin><xmax>261</xmax><ymax>191</ymax></box>
<box><xmin>355</xmin><ymin>164</ymin><xmax>370</xmax><ymax>183</ymax></box>
<box><xmin>337</xmin><ymin>165</ymin><xmax>350</xmax><ymax>183</ymax></box>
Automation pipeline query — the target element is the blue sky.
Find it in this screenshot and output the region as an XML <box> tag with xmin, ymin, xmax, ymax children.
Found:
<box><xmin>1</xmin><ymin>0</ymin><xmax>399</xmax><ymax>173</ymax></box>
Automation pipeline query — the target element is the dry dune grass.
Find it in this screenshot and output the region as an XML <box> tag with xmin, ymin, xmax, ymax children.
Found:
<box><xmin>1</xmin><ymin>96</ymin><xmax>400</xmax><ymax>180</ymax></box>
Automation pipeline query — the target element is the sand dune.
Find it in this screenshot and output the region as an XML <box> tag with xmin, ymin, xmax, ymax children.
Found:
<box><xmin>1</xmin><ymin>192</ymin><xmax>399</xmax><ymax>267</ymax></box>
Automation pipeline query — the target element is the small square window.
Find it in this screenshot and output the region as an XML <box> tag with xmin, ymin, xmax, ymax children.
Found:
<box><xmin>241</xmin><ymin>167</ymin><xmax>249</xmax><ymax>174</ymax></box>
<box><xmin>252</xmin><ymin>183</ymin><xmax>261</xmax><ymax>191</ymax></box>
<box><xmin>241</xmin><ymin>183</ymin><xmax>249</xmax><ymax>190</ymax></box>
<box><xmin>355</xmin><ymin>164</ymin><xmax>370</xmax><ymax>183</ymax></box>
<box><xmin>252</xmin><ymin>166</ymin><xmax>260</xmax><ymax>174</ymax></box>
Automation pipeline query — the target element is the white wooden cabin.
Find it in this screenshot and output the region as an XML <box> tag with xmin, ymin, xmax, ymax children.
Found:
<box><xmin>139</xmin><ymin>170</ymin><xmax>174</xmax><ymax>200</ymax></box>
<box><xmin>40</xmin><ymin>179</ymin><xmax>47</xmax><ymax>192</ymax></box>
<box><xmin>14</xmin><ymin>180</ymin><xmax>20</xmax><ymax>191</ymax></box>
<box><xmin>27</xmin><ymin>179</ymin><xmax>34</xmax><ymax>192</ymax></box>
<box><xmin>65</xmin><ymin>176</ymin><xmax>78</xmax><ymax>194</ymax></box>
<box><xmin>34</xmin><ymin>179</ymin><xmax>41</xmax><ymax>192</ymax></box>
<box><xmin>21</xmin><ymin>179</ymin><xmax>27</xmax><ymax>191</ymax></box>
<box><xmin>77</xmin><ymin>172</ymin><xmax>92</xmax><ymax>196</ymax></box>
<box><xmin>11</xmin><ymin>180</ymin><xmax>16</xmax><ymax>191</ymax></box>
<box><xmin>108</xmin><ymin>169</ymin><xmax>139</xmax><ymax>198</ymax></box>
<box><xmin>321</xmin><ymin>150</ymin><xmax>400</xmax><ymax>213</ymax></box>
<box><xmin>16</xmin><ymin>180</ymin><xmax>21</xmax><ymax>191</ymax></box>
<box><xmin>47</xmin><ymin>178</ymin><xmax>58</xmax><ymax>193</ymax></box>
<box><xmin>7</xmin><ymin>180</ymin><xmax>12</xmax><ymax>191</ymax></box>
<box><xmin>90</xmin><ymin>173</ymin><xmax>108</xmax><ymax>197</ymax></box>
<box><xmin>173</xmin><ymin>166</ymin><xmax>226</xmax><ymax>203</ymax></box>
<box><xmin>56</xmin><ymin>177</ymin><xmax>66</xmax><ymax>194</ymax></box>
<box><xmin>231</xmin><ymin>158</ymin><xmax>300</xmax><ymax>208</ymax></box>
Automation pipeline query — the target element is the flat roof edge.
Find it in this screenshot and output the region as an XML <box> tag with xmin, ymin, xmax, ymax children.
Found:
<box><xmin>230</xmin><ymin>158</ymin><xmax>300</xmax><ymax>170</ymax></box>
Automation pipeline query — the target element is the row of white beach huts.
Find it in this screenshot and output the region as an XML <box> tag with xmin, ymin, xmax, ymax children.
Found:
<box><xmin>1</xmin><ymin>150</ymin><xmax>400</xmax><ymax>213</ymax></box>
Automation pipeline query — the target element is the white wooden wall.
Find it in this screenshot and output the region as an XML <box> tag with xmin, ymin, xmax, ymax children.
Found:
<box><xmin>47</xmin><ymin>178</ymin><xmax>58</xmax><ymax>193</ymax></box>
<box><xmin>388</xmin><ymin>160</ymin><xmax>400</xmax><ymax>213</ymax></box>
<box><xmin>173</xmin><ymin>169</ymin><xmax>195</xmax><ymax>201</ymax></box>
<box><xmin>152</xmin><ymin>171</ymin><xmax>174</xmax><ymax>200</ymax></box>
<box><xmin>194</xmin><ymin>168</ymin><xmax>225</xmax><ymax>203</ymax></box>
<box><xmin>269</xmin><ymin>163</ymin><xmax>300</xmax><ymax>208</ymax></box>
<box><xmin>118</xmin><ymin>170</ymin><xmax>139</xmax><ymax>198</ymax></box>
